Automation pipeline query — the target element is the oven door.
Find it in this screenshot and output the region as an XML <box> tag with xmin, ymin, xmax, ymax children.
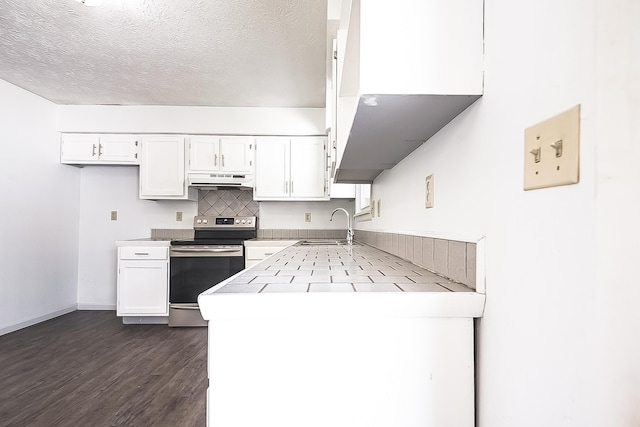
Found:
<box><xmin>169</xmin><ymin>245</ymin><xmax>244</xmax><ymax>326</ymax></box>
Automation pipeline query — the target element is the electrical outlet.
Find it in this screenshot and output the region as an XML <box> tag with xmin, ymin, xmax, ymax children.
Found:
<box><xmin>377</xmin><ymin>199</ymin><xmax>381</xmax><ymax>217</ymax></box>
<box><xmin>176</xmin><ymin>211</ymin><xmax>183</xmax><ymax>221</ymax></box>
<box><xmin>305</xmin><ymin>213</ymin><xmax>311</xmax><ymax>222</ymax></box>
<box><xmin>110</xmin><ymin>211</ymin><xmax>117</xmax><ymax>221</ymax></box>
<box><xmin>524</xmin><ymin>105</ymin><xmax>580</xmax><ymax>190</ymax></box>
<box><xmin>425</xmin><ymin>175</ymin><xmax>434</xmax><ymax>208</ymax></box>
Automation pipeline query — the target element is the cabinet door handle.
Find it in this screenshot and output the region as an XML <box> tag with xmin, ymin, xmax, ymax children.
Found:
<box><xmin>134</xmin><ymin>252</ymin><xmax>149</xmax><ymax>256</ymax></box>
<box><xmin>214</xmin><ymin>154</ymin><xmax>218</xmax><ymax>166</ymax></box>
<box><xmin>98</xmin><ymin>144</ymin><xmax>103</xmax><ymax>157</ymax></box>
<box><xmin>92</xmin><ymin>144</ymin><xmax>97</xmax><ymax>157</ymax></box>
<box><xmin>284</xmin><ymin>181</ymin><xmax>288</xmax><ymax>193</ymax></box>
<box><xmin>221</xmin><ymin>154</ymin><xmax>225</xmax><ymax>167</ymax></box>
<box><xmin>291</xmin><ymin>181</ymin><xmax>294</xmax><ymax>193</ymax></box>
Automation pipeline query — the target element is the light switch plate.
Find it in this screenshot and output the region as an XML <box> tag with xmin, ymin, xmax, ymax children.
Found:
<box><xmin>524</xmin><ymin>105</ymin><xmax>580</xmax><ymax>190</ymax></box>
<box><xmin>425</xmin><ymin>175</ymin><xmax>434</xmax><ymax>208</ymax></box>
<box><xmin>176</xmin><ymin>211</ymin><xmax>183</xmax><ymax>221</ymax></box>
<box><xmin>305</xmin><ymin>213</ymin><xmax>311</xmax><ymax>222</ymax></box>
<box><xmin>110</xmin><ymin>211</ymin><xmax>117</xmax><ymax>221</ymax></box>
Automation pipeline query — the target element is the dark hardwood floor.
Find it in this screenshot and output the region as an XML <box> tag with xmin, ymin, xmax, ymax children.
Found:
<box><xmin>0</xmin><ymin>311</ymin><xmax>207</xmax><ymax>427</ymax></box>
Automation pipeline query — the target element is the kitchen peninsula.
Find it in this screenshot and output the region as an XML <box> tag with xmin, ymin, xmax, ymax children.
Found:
<box><xmin>199</xmin><ymin>241</ymin><xmax>485</xmax><ymax>427</ymax></box>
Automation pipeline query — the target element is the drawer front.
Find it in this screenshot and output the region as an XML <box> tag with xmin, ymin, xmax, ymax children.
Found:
<box><xmin>119</xmin><ymin>247</ymin><xmax>168</xmax><ymax>260</ymax></box>
<box><xmin>245</xmin><ymin>246</ymin><xmax>284</xmax><ymax>261</ymax></box>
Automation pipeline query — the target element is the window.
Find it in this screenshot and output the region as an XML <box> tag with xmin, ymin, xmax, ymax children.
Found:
<box><xmin>354</xmin><ymin>184</ymin><xmax>371</xmax><ymax>216</ymax></box>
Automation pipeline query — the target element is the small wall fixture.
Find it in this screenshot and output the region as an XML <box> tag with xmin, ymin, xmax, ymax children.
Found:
<box><xmin>75</xmin><ymin>0</ymin><xmax>103</xmax><ymax>6</ymax></box>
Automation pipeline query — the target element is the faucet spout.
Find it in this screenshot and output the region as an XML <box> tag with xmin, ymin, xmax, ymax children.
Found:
<box><xmin>330</xmin><ymin>208</ymin><xmax>353</xmax><ymax>245</ymax></box>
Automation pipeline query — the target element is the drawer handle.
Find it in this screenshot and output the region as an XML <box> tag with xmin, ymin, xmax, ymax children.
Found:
<box><xmin>134</xmin><ymin>252</ymin><xmax>149</xmax><ymax>256</ymax></box>
<box><xmin>264</xmin><ymin>252</ymin><xmax>274</xmax><ymax>256</ymax></box>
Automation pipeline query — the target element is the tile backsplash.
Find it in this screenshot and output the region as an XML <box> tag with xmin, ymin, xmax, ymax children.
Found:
<box><xmin>198</xmin><ymin>189</ymin><xmax>259</xmax><ymax>217</ymax></box>
<box><xmin>355</xmin><ymin>230</ymin><xmax>478</xmax><ymax>290</ymax></box>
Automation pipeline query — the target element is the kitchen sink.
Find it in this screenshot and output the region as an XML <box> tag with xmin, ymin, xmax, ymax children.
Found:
<box><xmin>298</xmin><ymin>240</ymin><xmax>351</xmax><ymax>246</ymax></box>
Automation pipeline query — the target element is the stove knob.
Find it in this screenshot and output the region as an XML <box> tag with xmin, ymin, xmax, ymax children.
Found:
<box><xmin>196</xmin><ymin>219</ymin><xmax>202</xmax><ymax>224</ymax></box>
<box><xmin>241</xmin><ymin>219</ymin><xmax>246</xmax><ymax>224</ymax></box>
<box><xmin>236</xmin><ymin>219</ymin><xmax>240</xmax><ymax>224</ymax></box>
<box><xmin>202</xmin><ymin>219</ymin><xmax>208</xmax><ymax>224</ymax></box>
<box><xmin>247</xmin><ymin>219</ymin><xmax>252</xmax><ymax>224</ymax></box>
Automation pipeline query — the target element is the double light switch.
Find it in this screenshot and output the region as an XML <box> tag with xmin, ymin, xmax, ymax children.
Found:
<box><xmin>524</xmin><ymin>105</ymin><xmax>580</xmax><ymax>190</ymax></box>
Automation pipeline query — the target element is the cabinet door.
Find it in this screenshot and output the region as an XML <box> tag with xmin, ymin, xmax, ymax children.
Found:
<box><xmin>290</xmin><ymin>137</ymin><xmax>327</xmax><ymax>199</ymax></box>
<box><xmin>254</xmin><ymin>137</ymin><xmax>290</xmax><ymax>199</ymax></box>
<box><xmin>117</xmin><ymin>259</ymin><xmax>169</xmax><ymax>316</ymax></box>
<box><xmin>188</xmin><ymin>136</ymin><xmax>220</xmax><ymax>172</ymax></box>
<box><xmin>60</xmin><ymin>134</ymin><xmax>100</xmax><ymax>163</ymax></box>
<box><xmin>220</xmin><ymin>137</ymin><xmax>254</xmax><ymax>173</ymax></box>
<box><xmin>99</xmin><ymin>134</ymin><xmax>140</xmax><ymax>164</ymax></box>
<box><xmin>139</xmin><ymin>136</ymin><xmax>186</xmax><ymax>198</ymax></box>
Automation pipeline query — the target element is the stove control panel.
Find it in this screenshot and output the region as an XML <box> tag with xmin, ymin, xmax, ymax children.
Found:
<box><xmin>193</xmin><ymin>216</ymin><xmax>256</xmax><ymax>229</ymax></box>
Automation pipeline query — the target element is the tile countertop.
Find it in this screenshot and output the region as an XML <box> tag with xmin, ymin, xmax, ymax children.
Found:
<box><xmin>115</xmin><ymin>238</ymin><xmax>172</xmax><ymax>247</ymax></box>
<box><xmin>199</xmin><ymin>241</ymin><xmax>486</xmax><ymax>320</ymax></box>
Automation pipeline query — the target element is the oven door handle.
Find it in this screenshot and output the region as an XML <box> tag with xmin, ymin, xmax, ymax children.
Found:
<box><xmin>171</xmin><ymin>248</ymin><xmax>241</xmax><ymax>254</ymax></box>
<box><xmin>170</xmin><ymin>303</ymin><xmax>201</xmax><ymax>310</ymax></box>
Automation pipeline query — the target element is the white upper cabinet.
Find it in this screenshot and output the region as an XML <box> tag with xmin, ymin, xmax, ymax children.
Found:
<box><xmin>220</xmin><ymin>137</ymin><xmax>254</xmax><ymax>173</ymax></box>
<box><xmin>254</xmin><ymin>136</ymin><xmax>328</xmax><ymax>201</ymax></box>
<box><xmin>188</xmin><ymin>136</ymin><xmax>220</xmax><ymax>172</ymax></box>
<box><xmin>61</xmin><ymin>133</ymin><xmax>140</xmax><ymax>165</ymax></box>
<box><xmin>139</xmin><ymin>135</ymin><xmax>197</xmax><ymax>200</ymax></box>
<box><xmin>290</xmin><ymin>137</ymin><xmax>327</xmax><ymax>199</ymax></box>
<box><xmin>255</xmin><ymin>137</ymin><xmax>289</xmax><ymax>199</ymax></box>
<box><xmin>333</xmin><ymin>0</ymin><xmax>484</xmax><ymax>183</ymax></box>
<box><xmin>188</xmin><ymin>136</ymin><xmax>254</xmax><ymax>174</ymax></box>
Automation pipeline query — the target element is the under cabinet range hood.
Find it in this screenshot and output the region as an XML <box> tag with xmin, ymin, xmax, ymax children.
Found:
<box><xmin>188</xmin><ymin>173</ymin><xmax>254</xmax><ymax>189</ymax></box>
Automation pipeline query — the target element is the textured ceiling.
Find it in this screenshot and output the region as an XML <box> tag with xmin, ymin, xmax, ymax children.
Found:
<box><xmin>0</xmin><ymin>0</ymin><xmax>328</xmax><ymax>107</ymax></box>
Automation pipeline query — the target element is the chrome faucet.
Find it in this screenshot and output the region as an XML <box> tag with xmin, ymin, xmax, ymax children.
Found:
<box><xmin>330</xmin><ymin>208</ymin><xmax>353</xmax><ymax>245</ymax></box>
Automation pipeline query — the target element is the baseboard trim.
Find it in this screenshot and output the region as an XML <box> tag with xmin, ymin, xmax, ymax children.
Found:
<box><xmin>0</xmin><ymin>304</ymin><xmax>78</xmax><ymax>336</ymax></box>
<box><xmin>77</xmin><ymin>303</ymin><xmax>117</xmax><ymax>311</ymax></box>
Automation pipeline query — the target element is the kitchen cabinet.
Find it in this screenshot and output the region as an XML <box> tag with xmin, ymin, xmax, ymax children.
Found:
<box><xmin>188</xmin><ymin>136</ymin><xmax>254</xmax><ymax>174</ymax></box>
<box><xmin>117</xmin><ymin>246</ymin><xmax>169</xmax><ymax>316</ymax></box>
<box><xmin>139</xmin><ymin>135</ymin><xmax>197</xmax><ymax>200</ymax></box>
<box><xmin>60</xmin><ymin>133</ymin><xmax>140</xmax><ymax>165</ymax></box>
<box><xmin>254</xmin><ymin>137</ymin><xmax>327</xmax><ymax>201</ymax></box>
<box><xmin>333</xmin><ymin>0</ymin><xmax>484</xmax><ymax>183</ymax></box>
<box><xmin>244</xmin><ymin>241</ymin><xmax>297</xmax><ymax>268</ymax></box>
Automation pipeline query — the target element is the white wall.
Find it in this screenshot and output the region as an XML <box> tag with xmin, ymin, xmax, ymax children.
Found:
<box><xmin>259</xmin><ymin>199</ymin><xmax>354</xmax><ymax>229</ymax></box>
<box><xmin>76</xmin><ymin>166</ymin><xmax>197</xmax><ymax>308</ymax></box>
<box><xmin>57</xmin><ymin>105</ymin><xmax>326</xmax><ymax>135</ymax></box>
<box><xmin>0</xmin><ymin>80</ymin><xmax>79</xmax><ymax>334</ymax></box>
<box><xmin>350</xmin><ymin>0</ymin><xmax>633</xmax><ymax>425</ymax></box>
<box><xmin>59</xmin><ymin>105</ymin><xmax>328</xmax><ymax>308</ymax></box>
<box><xmin>594</xmin><ymin>0</ymin><xmax>640</xmax><ymax>424</ymax></box>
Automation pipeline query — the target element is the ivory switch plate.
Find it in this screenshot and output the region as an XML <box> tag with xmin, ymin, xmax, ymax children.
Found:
<box><xmin>524</xmin><ymin>105</ymin><xmax>580</xmax><ymax>190</ymax></box>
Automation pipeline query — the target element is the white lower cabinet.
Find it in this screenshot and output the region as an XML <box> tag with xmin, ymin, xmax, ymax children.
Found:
<box><xmin>117</xmin><ymin>247</ymin><xmax>169</xmax><ymax>316</ymax></box>
<box><xmin>245</xmin><ymin>241</ymin><xmax>297</xmax><ymax>268</ymax></box>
